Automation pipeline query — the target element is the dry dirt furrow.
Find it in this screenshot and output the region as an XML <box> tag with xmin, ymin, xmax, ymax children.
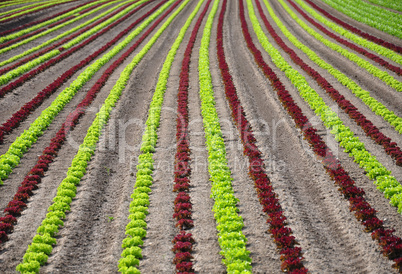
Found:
<box><xmin>187</xmin><ymin>33</ymin><xmax>227</xmax><ymax>273</ymax></box>
<box><xmin>359</xmin><ymin>0</ymin><xmax>402</xmax><ymax>15</ymax></box>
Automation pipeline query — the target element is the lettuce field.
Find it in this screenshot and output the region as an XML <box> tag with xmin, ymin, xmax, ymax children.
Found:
<box><xmin>0</xmin><ymin>0</ymin><xmax>401</xmax><ymax>273</ymax></box>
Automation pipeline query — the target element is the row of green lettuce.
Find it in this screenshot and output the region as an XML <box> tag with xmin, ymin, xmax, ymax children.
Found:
<box><xmin>276</xmin><ymin>0</ymin><xmax>402</xmax><ymax>92</ymax></box>
<box><xmin>15</xmin><ymin>0</ymin><xmax>182</xmax><ymax>272</ymax></box>
<box><xmin>0</xmin><ymin>0</ymin><xmax>146</xmax><ymax>86</ymax></box>
<box><xmin>198</xmin><ymin>0</ymin><xmax>252</xmax><ymax>272</ymax></box>
<box><xmin>365</xmin><ymin>0</ymin><xmax>402</xmax><ymax>12</ymax></box>
<box><xmin>293</xmin><ymin>0</ymin><xmax>402</xmax><ymax>66</ymax></box>
<box><xmin>0</xmin><ymin>0</ymin><xmax>167</xmax><ymax>186</ymax></box>
<box><xmin>320</xmin><ymin>0</ymin><xmax>402</xmax><ymax>39</ymax></box>
<box><xmin>271</xmin><ymin>0</ymin><xmax>402</xmax><ymax>134</ymax></box>
<box><xmin>246</xmin><ymin>0</ymin><xmax>402</xmax><ymax>212</ymax></box>
<box><xmin>117</xmin><ymin>0</ymin><xmax>204</xmax><ymax>272</ymax></box>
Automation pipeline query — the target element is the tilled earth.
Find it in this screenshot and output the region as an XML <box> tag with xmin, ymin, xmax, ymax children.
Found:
<box><xmin>0</xmin><ymin>0</ymin><xmax>401</xmax><ymax>273</ymax></box>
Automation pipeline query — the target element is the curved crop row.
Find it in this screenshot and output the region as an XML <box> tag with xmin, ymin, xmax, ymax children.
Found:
<box><xmin>0</xmin><ymin>1</ymin><xmax>131</xmax><ymax>77</ymax></box>
<box><xmin>197</xmin><ymin>0</ymin><xmax>253</xmax><ymax>272</ymax></box>
<box><xmin>117</xmin><ymin>1</ymin><xmax>207</xmax><ymax>273</ymax></box>
<box><xmin>0</xmin><ymin>0</ymin><xmax>173</xmax><ymax>186</ymax></box>
<box><xmin>0</xmin><ymin>0</ymin><xmax>145</xmax><ymax>93</ymax></box>
<box><xmin>0</xmin><ymin>0</ymin><xmax>113</xmax><ymax>48</ymax></box>
<box><xmin>15</xmin><ymin>0</ymin><xmax>184</xmax><ymax>272</ymax></box>
<box><xmin>365</xmin><ymin>0</ymin><xmax>402</xmax><ymax>12</ymax></box>
<box><xmin>285</xmin><ymin>0</ymin><xmax>401</xmax><ymax>76</ymax></box>
<box><xmin>0</xmin><ymin>0</ymin><xmax>119</xmax><ymax>56</ymax></box>
<box><xmin>218</xmin><ymin>0</ymin><xmax>307</xmax><ymax>272</ymax></box>
<box><xmin>169</xmin><ymin>1</ymin><xmax>212</xmax><ymax>272</ymax></box>
<box><xmin>255</xmin><ymin>0</ymin><xmax>402</xmax><ymax>165</ymax></box>
<box><xmin>247</xmin><ymin>0</ymin><xmax>402</xmax><ymax>213</ymax></box>
<box><xmin>0</xmin><ymin>0</ymin><xmax>76</xmax><ymax>23</ymax></box>
<box><xmin>278</xmin><ymin>0</ymin><xmax>402</xmax><ymax>92</ymax></box>
<box><xmin>300</xmin><ymin>0</ymin><xmax>402</xmax><ymax>54</ymax></box>
<box><xmin>320</xmin><ymin>0</ymin><xmax>402</xmax><ymax>39</ymax></box>
<box><xmin>0</xmin><ymin>0</ymin><xmax>100</xmax><ymax>37</ymax></box>
<box><xmin>240</xmin><ymin>1</ymin><xmax>402</xmax><ymax>270</ymax></box>
<box><xmin>0</xmin><ymin>0</ymin><xmax>159</xmax><ymax>143</ymax></box>
<box><xmin>0</xmin><ymin>0</ymin><xmax>173</xmax><ymax>249</ymax></box>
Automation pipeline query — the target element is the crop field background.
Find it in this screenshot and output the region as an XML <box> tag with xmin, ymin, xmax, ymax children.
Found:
<box><xmin>0</xmin><ymin>0</ymin><xmax>401</xmax><ymax>273</ymax></box>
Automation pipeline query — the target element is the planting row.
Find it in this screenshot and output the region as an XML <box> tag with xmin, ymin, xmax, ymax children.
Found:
<box><xmin>0</xmin><ymin>0</ymin><xmax>169</xmax><ymax>186</ymax></box>
<box><xmin>256</xmin><ymin>0</ymin><xmax>402</xmax><ymax>165</ymax></box>
<box><xmin>320</xmin><ymin>0</ymin><xmax>402</xmax><ymax>39</ymax></box>
<box><xmin>15</xmin><ymin>0</ymin><xmax>184</xmax><ymax>272</ymax></box>
<box><xmin>198</xmin><ymin>0</ymin><xmax>253</xmax><ymax>272</ymax></box>
<box><xmin>300</xmin><ymin>0</ymin><xmax>402</xmax><ymax>54</ymax></box>
<box><xmin>0</xmin><ymin>0</ymin><xmax>172</xmax><ymax>246</ymax></box>
<box><xmin>241</xmin><ymin>0</ymin><xmax>402</xmax><ymax>270</ymax></box>
<box><xmin>170</xmin><ymin>0</ymin><xmax>212</xmax><ymax>272</ymax></box>
<box><xmin>278</xmin><ymin>0</ymin><xmax>402</xmax><ymax>92</ymax></box>
<box><xmin>218</xmin><ymin>0</ymin><xmax>307</xmax><ymax>272</ymax></box>
<box><xmin>365</xmin><ymin>0</ymin><xmax>402</xmax><ymax>12</ymax></box>
<box><xmin>248</xmin><ymin>0</ymin><xmax>402</xmax><ymax>212</ymax></box>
